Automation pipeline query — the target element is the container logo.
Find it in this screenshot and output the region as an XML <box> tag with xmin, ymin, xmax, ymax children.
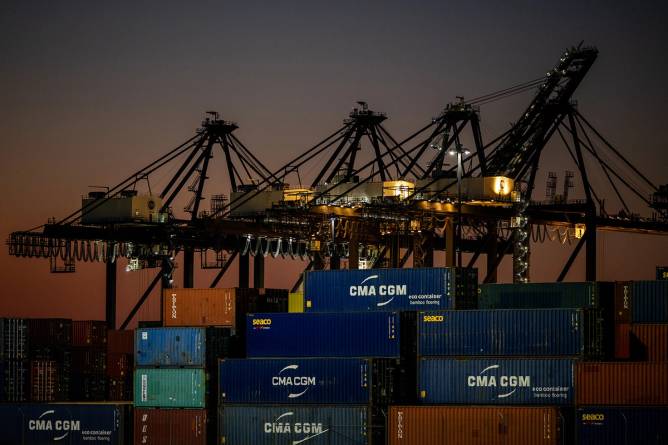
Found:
<box><xmin>264</xmin><ymin>411</ymin><xmax>329</xmax><ymax>444</ymax></box>
<box><xmin>467</xmin><ymin>364</ymin><xmax>531</xmax><ymax>398</ymax></box>
<box><xmin>423</xmin><ymin>314</ymin><xmax>444</xmax><ymax>322</ymax></box>
<box><xmin>349</xmin><ymin>275</ymin><xmax>407</xmax><ymax>307</ymax></box>
<box><xmin>252</xmin><ymin>318</ymin><xmax>273</xmax><ymax>329</ymax></box>
<box><xmin>581</xmin><ymin>413</ymin><xmax>605</xmax><ymax>422</ymax></box>
<box><xmin>28</xmin><ymin>410</ymin><xmax>80</xmax><ymax>441</ymax></box>
<box><xmin>272</xmin><ymin>364</ymin><xmax>316</xmax><ymax>398</ymax></box>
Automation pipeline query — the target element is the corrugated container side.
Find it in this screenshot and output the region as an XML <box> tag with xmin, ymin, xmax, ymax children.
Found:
<box><xmin>205</xmin><ymin>327</ymin><xmax>243</xmax><ymax>366</ymax></box>
<box><xmin>417</xmin><ymin>308</ymin><xmax>602</xmax><ymax>357</ymax></box>
<box><xmin>70</xmin><ymin>375</ymin><xmax>107</xmax><ymax>400</ymax></box>
<box><xmin>163</xmin><ymin>288</ymin><xmax>239</xmax><ymax>327</ymax></box>
<box><xmin>629</xmin><ymin>324</ymin><xmax>668</xmax><ymax>361</ymax></box>
<box><xmin>613</xmin><ymin>323</ymin><xmax>630</xmax><ymax>359</ymax></box>
<box><xmin>631</xmin><ymin>280</ymin><xmax>668</xmax><ymax>322</ymax></box>
<box><xmin>0</xmin><ymin>403</ymin><xmax>128</xmax><ymax>444</ymax></box>
<box><xmin>134</xmin><ymin>408</ymin><xmax>207</xmax><ymax>445</ymax></box>
<box><xmin>71</xmin><ymin>347</ymin><xmax>106</xmax><ymax>374</ymax></box>
<box><xmin>218</xmin><ymin>405</ymin><xmax>370</xmax><ymax>445</ymax></box>
<box><xmin>418</xmin><ymin>357</ymin><xmax>574</xmax><ymax>405</ymax></box>
<box><xmin>304</xmin><ymin>267</ymin><xmax>477</xmax><ymax>312</ymax></box>
<box><xmin>576</xmin><ymin>406</ymin><xmax>668</xmax><ymax>445</ymax></box>
<box><xmin>135</xmin><ymin>327</ymin><xmax>205</xmax><ymax>367</ymax></box>
<box><xmin>246</xmin><ymin>312</ymin><xmax>410</xmax><ymax>358</ymax></box>
<box><xmin>108</xmin><ymin>377</ymin><xmax>132</xmax><ymax>401</ymax></box>
<box><xmin>0</xmin><ymin>360</ymin><xmax>27</xmax><ymax>401</ymax></box>
<box><xmin>388</xmin><ymin>405</ymin><xmax>560</xmax><ymax>445</ymax></box>
<box><xmin>72</xmin><ymin>320</ymin><xmax>107</xmax><ymax>347</ymax></box>
<box><xmin>0</xmin><ymin>318</ymin><xmax>28</xmax><ymax>360</ymax></box>
<box><xmin>258</xmin><ymin>288</ymin><xmax>289</xmax><ymax>312</ymax></box>
<box><xmin>613</xmin><ymin>282</ymin><xmax>632</xmax><ymax>322</ymax></box>
<box><xmin>288</xmin><ymin>292</ymin><xmax>304</xmax><ymax>312</ymax></box>
<box><xmin>576</xmin><ymin>362</ymin><xmax>668</xmax><ymax>405</ymax></box>
<box><xmin>30</xmin><ymin>360</ymin><xmax>58</xmax><ymax>401</ymax></box>
<box><xmin>478</xmin><ymin>282</ymin><xmax>608</xmax><ymax>309</ymax></box>
<box><xmin>107</xmin><ymin>329</ymin><xmax>134</xmax><ymax>354</ymax></box>
<box><xmin>107</xmin><ymin>352</ymin><xmax>132</xmax><ymax>378</ymax></box>
<box><xmin>27</xmin><ymin>318</ymin><xmax>72</xmax><ymax>347</ymax></box>
<box><xmin>134</xmin><ymin>368</ymin><xmax>206</xmax><ymax>408</ymax></box>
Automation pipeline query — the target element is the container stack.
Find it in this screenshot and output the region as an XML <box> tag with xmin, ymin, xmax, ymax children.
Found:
<box><xmin>217</xmin><ymin>267</ymin><xmax>476</xmax><ymax>444</ymax></box>
<box><xmin>107</xmin><ymin>329</ymin><xmax>134</xmax><ymax>400</ymax></box>
<box><xmin>71</xmin><ymin>320</ymin><xmax>108</xmax><ymax>400</ymax></box>
<box><xmin>27</xmin><ymin>318</ymin><xmax>72</xmax><ymax>401</ymax></box>
<box><xmin>0</xmin><ymin>318</ymin><xmax>28</xmax><ymax>401</ymax></box>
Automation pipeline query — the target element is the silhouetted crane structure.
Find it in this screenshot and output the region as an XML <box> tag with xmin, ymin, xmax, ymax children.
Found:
<box><xmin>7</xmin><ymin>43</ymin><xmax>668</xmax><ymax>329</ymax></box>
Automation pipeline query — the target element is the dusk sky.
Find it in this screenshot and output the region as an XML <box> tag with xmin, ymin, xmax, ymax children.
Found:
<box><xmin>1</xmin><ymin>1</ymin><xmax>667</xmax><ymax>325</ymax></box>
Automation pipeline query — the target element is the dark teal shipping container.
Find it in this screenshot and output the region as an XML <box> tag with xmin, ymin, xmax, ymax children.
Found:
<box><xmin>303</xmin><ymin>267</ymin><xmax>477</xmax><ymax>311</ymax></box>
<box><xmin>246</xmin><ymin>312</ymin><xmax>416</xmax><ymax>358</ymax></box>
<box><xmin>418</xmin><ymin>357</ymin><xmax>574</xmax><ymax>405</ymax></box>
<box><xmin>0</xmin><ymin>403</ymin><xmax>129</xmax><ymax>444</ymax></box>
<box><xmin>218</xmin><ymin>405</ymin><xmax>370</xmax><ymax>445</ymax></box>
<box><xmin>479</xmin><ymin>282</ymin><xmax>613</xmax><ymax>309</ymax></box>
<box><xmin>135</xmin><ymin>327</ymin><xmax>205</xmax><ymax>367</ymax></box>
<box><xmin>418</xmin><ymin>309</ymin><xmax>603</xmax><ymax>357</ymax></box>
<box><xmin>134</xmin><ymin>368</ymin><xmax>205</xmax><ymax>408</ymax></box>
<box><xmin>576</xmin><ymin>406</ymin><xmax>668</xmax><ymax>444</ymax></box>
<box><xmin>631</xmin><ymin>280</ymin><xmax>668</xmax><ymax>322</ymax></box>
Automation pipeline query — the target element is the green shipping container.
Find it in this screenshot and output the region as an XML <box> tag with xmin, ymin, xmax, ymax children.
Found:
<box><xmin>134</xmin><ymin>368</ymin><xmax>205</xmax><ymax>408</ymax></box>
<box><xmin>479</xmin><ymin>282</ymin><xmax>613</xmax><ymax>309</ymax></box>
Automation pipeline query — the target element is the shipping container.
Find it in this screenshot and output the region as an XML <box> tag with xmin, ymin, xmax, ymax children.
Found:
<box><xmin>0</xmin><ymin>359</ymin><xmax>27</xmax><ymax>401</ymax></box>
<box><xmin>30</xmin><ymin>360</ymin><xmax>59</xmax><ymax>401</ymax></box>
<box><xmin>108</xmin><ymin>377</ymin><xmax>132</xmax><ymax>401</ymax></box>
<box><xmin>479</xmin><ymin>282</ymin><xmax>614</xmax><ymax>310</ymax></box>
<box><xmin>630</xmin><ymin>280</ymin><xmax>668</xmax><ymax>322</ymax></box>
<box><xmin>218</xmin><ymin>405</ymin><xmax>370</xmax><ymax>445</ymax></box>
<box><xmin>304</xmin><ymin>267</ymin><xmax>477</xmax><ymax>312</ymax></box>
<box><xmin>219</xmin><ymin>358</ymin><xmax>406</xmax><ymax>405</ymax></box>
<box><xmin>107</xmin><ymin>329</ymin><xmax>134</xmax><ymax>354</ymax></box>
<box><xmin>629</xmin><ymin>323</ymin><xmax>668</xmax><ymax>361</ymax></box>
<box><xmin>0</xmin><ymin>318</ymin><xmax>28</xmax><ymax>360</ymax></box>
<box><xmin>658</xmin><ymin>265</ymin><xmax>668</xmax><ymax>280</ymax></box>
<box><xmin>576</xmin><ymin>406</ymin><xmax>668</xmax><ymax>445</ymax></box>
<box><xmin>289</xmin><ymin>292</ymin><xmax>304</xmax><ymax>312</ymax></box>
<box><xmin>134</xmin><ymin>368</ymin><xmax>206</xmax><ymax>408</ymax></box>
<box><xmin>418</xmin><ymin>357</ymin><xmax>574</xmax><ymax>405</ymax></box>
<box><xmin>417</xmin><ymin>308</ymin><xmax>603</xmax><ymax>357</ymax></box>
<box><xmin>258</xmin><ymin>288</ymin><xmax>289</xmax><ymax>312</ymax></box>
<box><xmin>576</xmin><ymin>362</ymin><xmax>668</xmax><ymax>405</ymax></box>
<box><xmin>0</xmin><ymin>403</ymin><xmax>129</xmax><ymax>444</ymax></box>
<box><xmin>163</xmin><ymin>287</ymin><xmax>268</xmax><ymax>328</ymax></box>
<box><xmin>72</xmin><ymin>320</ymin><xmax>107</xmax><ymax>347</ymax></box>
<box><xmin>205</xmin><ymin>327</ymin><xmax>243</xmax><ymax>365</ymax></box>
<box><xmin>107</xmin><ymin>352</ymin><xmax>132</xmax><ymax>378</ymax></box>
<box><xmin>613</xmin><ymin>323</ymin><xmax>630</xmax><ymax>360</ymax></box>
<box><xmin>387</xmin><ymin>405</ymin><xmax>561</xmax><ymax>445</ymax></box>
<box><xmin>70</xmin><ymin>374</ymin><xmax>107</xmax><ymax>400</ymax></box>
<box><xmin>246</xmin><ymin>312</ymin><xmax>416</xmax><ymax>358</ymax></box>
<box><xmin>27</xmin><ymin>318</ymin><xmax>72</xmax><ymax>347</ymax></box>
<box><xmin>135</xmin><ymin>327</ymin><xmax>205</xmax><ymax>367</ymax></box>
<box><xmin>134</xmin><ymin>408</ymin><xmax>207</xmax><ymax>445</ymax></box>
<box><xmin>71</xmin><ymin>347</ymin><xmax>106</xmax><ymax>374</ymax></box>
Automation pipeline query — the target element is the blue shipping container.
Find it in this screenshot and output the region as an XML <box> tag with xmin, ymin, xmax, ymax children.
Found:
<box><xmin>577</xmin><ymin>407</ymin><xmax>668</xmax><ymax>444</ymax></box>
<box><xmin>303</xmin><ymin>267</ymin><xmax>477</xmax><ymax>312</ymax></box>
<box><xmin>219</xmin><ymin>358</ymin><xmax>378</xmax><ymax>404</ymax></box>
<box><xmin>418</xmin><ymin>309</ymin><xmax>602</xmax><ymax>357</ymax></box>
<box><xmin>135</xmin><ymin>327</ymin><xmax>205</xmax><ymax>367</ymax></box>
<box><xmin>631</xmin><ymin>280</ymin><xmax>668</xmax><ymax>322</ymax></box>
<box><xmin>218</xmin><ymin>405</ymin><xmax>369</xmax><ymax>445</ymax></box>
<box><xmin>418</xmin><ymin>358</ymin><xmax>574</xmax><ymax>405</ymax></box>
<box><xmin>246</xmin><ymin>312</ymin><xmax>407</xmax><ymax>358</ymax></box>
<box><xmin>0</xmin><ymin>403</ymin><xmax>128</xmax><ymax>444</ymax></box>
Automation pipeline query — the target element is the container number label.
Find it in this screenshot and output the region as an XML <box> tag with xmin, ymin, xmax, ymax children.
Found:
<box><xmin>141</xmin><ymin>374</ymin><xmax>148</xmax><ymax>401</ymax></box>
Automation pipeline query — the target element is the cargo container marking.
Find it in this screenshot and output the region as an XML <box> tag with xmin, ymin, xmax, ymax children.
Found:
<box><xmin>349</xmin><ymin>275</ymin><xmax>407</xmax><ymax>306</ymax></box>
<box><xmin>467</xmin><ymin>365</ymin><xmax>531</xmax><ymax>398</ymax></box>
<box><xmin>28</xmin><ymin>410</ymin><xmax>80</xmax><ymax>441</ymax></box>
<box><xmin>170</xmin><ymin>293</ymin><xmax>177</xmax><ymax>319</ymax></box>
<box><xmin>272</xmin><ymin>364</ymin><xmax>317</xmax><ymax>398</ymax></box>
<box><xmin>263</xmin><ymin>411</ymin><xmax>329</xmax><ymax>443</ymax></box>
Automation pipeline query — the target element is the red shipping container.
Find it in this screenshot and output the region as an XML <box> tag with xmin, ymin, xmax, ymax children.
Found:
<box><xmin>576</xmin><ymin>362</ymin><xmax>668</xmax><ymax>405</ymax></box>
<box><xmin>28</xmin><ymin>318</ymin><xmax>72</xmax><ymax>347</ymax></box>
<box><xmin>388</xmin><ymin>405</ymin><xmax>561</xmax><ymax>445</ymax></box>
<box><xmin>614</xmin><ymin>323</ymin><xmax>631</xmax><ymax>359</ymax></box>
<box><xmin>107</xmin><ymin>329</ymin><xmax>134</xmax><ymax>354</ymax></box>
<box><xmin>72</xmin><ymin>320</ymin><xmax>107</xmax><ymax>347</ymax></box>
<box><xmin>134</xmin><ymin>408</ymin><xmax>207</xmax><ymax>445</ymax></box>
<box><xmin>630</xmin><ymin>324</ymin><xmax>668</xmax><ymax>361</ymax></box>
<box><xmin>30</xmin><ymin>360</ymin><xmax>58</xmax><ymax>401</ymax></box>
<box><xmin>107</xmin><ymin>352</ymin><xmax>132</xmax><ymax>378</ymax></box>
<box><xmin>71</xmin><ymin>348</ymin><xmax>106</xmax><ymax>374</ymax></box>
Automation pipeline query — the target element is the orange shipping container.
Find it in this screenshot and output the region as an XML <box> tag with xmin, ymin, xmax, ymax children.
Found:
<box><xmin>630</xmin><ymin>324</ymin><xmax>668</xmax><ymax>361</ymax></box>
<box><xmin>162</xmin><ymin>288</ymin><xmax>255</xmax><ymax>327</ymax></box>
<box><xmin>576</xmin><ymin>362</ymin><xmax>668</xmax><ymax>405</ymax></box>
<box><xmin>387</xmin><ymin>406</ymin><xmax>560</xmax><ymax>445</ymax></box>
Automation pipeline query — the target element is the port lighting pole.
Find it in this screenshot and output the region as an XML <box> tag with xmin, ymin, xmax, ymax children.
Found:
<box><xmin>448</xmin><ymin>144</ymin><xmax>470</xmax><ymax>267</ymax></box>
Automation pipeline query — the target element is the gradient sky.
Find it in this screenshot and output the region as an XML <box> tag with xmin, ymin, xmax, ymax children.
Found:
<box><xmin>1</xmin><ymin>1</ymin><xmax>667</xmax><ymax>325</ymax></box>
